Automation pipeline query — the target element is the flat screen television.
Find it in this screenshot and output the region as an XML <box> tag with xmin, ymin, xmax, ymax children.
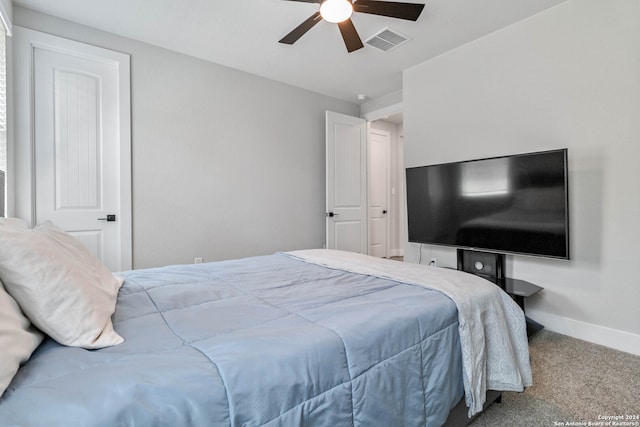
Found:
<box><xmin>406</xmin><ymin>149</ymin><xmax>570</xmax><ymax>259</ymax></box>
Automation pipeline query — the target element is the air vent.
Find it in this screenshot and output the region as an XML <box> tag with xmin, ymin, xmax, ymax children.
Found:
<box><xmin>365</xmin><ymin>27</ymin><xmax>409</xmax><ymax>52</ymax></box>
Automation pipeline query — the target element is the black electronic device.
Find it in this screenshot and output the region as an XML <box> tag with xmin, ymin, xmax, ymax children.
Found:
<box><xmin>406</xmin><ymin>149</ymin><xmax>570</xmax><ymax>260</ymax></box>
<box><xmin>457</xmin><ymin>249</ymin><xmax>505</xmax><ymax>279</ymax></box>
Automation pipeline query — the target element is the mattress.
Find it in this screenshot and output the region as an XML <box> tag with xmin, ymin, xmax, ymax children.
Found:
<box><xmin>0</xmin><ymin>250</ymin><xmax>529</xmax><ymax>426</ymax></box>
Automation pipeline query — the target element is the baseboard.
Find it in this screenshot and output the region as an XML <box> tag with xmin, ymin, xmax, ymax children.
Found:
<box><xmin>526</xmin><ymin>309</ymin><xmax>640</xmax><ymax>356</ymax></box>
<box><xmin>388</xmin><ymin>248</ymin><xmax>404</xmax><ymax>258</ymax></box>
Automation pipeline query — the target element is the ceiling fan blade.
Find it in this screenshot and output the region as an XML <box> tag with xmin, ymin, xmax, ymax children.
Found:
<box><xmin>337</xmin><ymin>18</ymin><xmax>364</xmax><ymax>53</ymax></box>
<box><xmin>279</xmin><ymin>12</ymin><xmax>323</xmax><ymax>45</ymax></box>
<box><xmin>353</xmin><ymin>0</ymin><xmax>425</xmax><ymax>21</ymax></box>
<box><xmin>282</xmin><ymin>0</ymin><xmax>321</xmax><ymax>2</ymax></box>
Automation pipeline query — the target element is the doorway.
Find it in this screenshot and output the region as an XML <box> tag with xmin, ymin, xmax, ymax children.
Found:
<box><xmin>325</xmin><ymin>109</ymin><xmax>404</xmax><ymax>259</ymax></box>
<box><xmin>369</xmin><ymin>113</ymin><xmax>404</xmax><ymax>258</ymax></box>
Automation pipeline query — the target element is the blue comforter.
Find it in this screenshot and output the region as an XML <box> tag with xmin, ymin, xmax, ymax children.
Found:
<box><xmin>0</xmin><ymin>254</ymin><xmax>464</xmax><ymax>426</ymax></box>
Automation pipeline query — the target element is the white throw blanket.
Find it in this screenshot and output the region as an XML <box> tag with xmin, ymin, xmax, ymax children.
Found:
<box><xmin>285</xmin><ymin>249</ymin><xmax>533</xmax><ymax>417</ymax></box>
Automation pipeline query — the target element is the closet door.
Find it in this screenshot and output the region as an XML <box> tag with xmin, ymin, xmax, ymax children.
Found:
<box><xmin>14</xmin><ymin>27</ymin><xmax>131</xmax><ymax>271</ymax></box>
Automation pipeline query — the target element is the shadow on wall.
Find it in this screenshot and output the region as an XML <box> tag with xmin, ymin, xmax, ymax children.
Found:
<box><xmin>569</xmin><ymin>149</ymin><xmax>604</xmax><ymax>267</ymax></box>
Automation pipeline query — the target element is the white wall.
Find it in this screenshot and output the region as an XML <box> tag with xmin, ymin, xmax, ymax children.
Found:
<box><xmin>403</xmin><ymin>0</ymin><xmax>640</xmax><ymax>354</ymax></box>
<box><xmin>13</xmin><ymin>7</ymin><xmax>359</xmax><ymax>269</ymax></box>
<box><xmin>361</xmin><ymin>90</ymin><xmax>402</xmax><ymax>118</ymax></box>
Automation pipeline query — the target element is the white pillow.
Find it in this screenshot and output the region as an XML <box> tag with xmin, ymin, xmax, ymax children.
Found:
<box><xmin>0</xmin><ymin>220</ymin><xmax>124</xmax><ymax>349</ymax></box>
<box><xmin>0</xmin><ymin>280</ymin><xmax>44</xmax><ymax>398</ymax></box>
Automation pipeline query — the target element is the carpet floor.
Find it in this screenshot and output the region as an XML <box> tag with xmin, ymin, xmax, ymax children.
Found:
<box><xmin>469</xmin><ymin>330</ymin><xmax>640</xmax><ymax>427</ymax></box>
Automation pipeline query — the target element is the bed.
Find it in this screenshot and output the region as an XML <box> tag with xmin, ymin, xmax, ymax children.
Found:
<box><xmin>0</xmin><ymin>221</ymin><xmax>532</xmax><ymax>426</ymax></box>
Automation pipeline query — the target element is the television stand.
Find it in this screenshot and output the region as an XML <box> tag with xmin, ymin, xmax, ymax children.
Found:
<box><xmin>482</xmin><ymin>275</ymin><xmax>544</xmax><ymax>337</ymax></box>
<box><xmin>456</xmin><ymin>249</ymin><xmax>544</xmax><ymax>337</ymax></box>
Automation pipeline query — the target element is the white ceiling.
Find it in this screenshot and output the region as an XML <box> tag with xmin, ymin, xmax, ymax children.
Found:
<box><xmin>12</xmin><ymin>0</ymin><xmax>567</xmax><ymax>104</ymax></box>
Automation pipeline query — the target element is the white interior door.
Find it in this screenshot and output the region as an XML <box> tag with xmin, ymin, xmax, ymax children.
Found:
<box><xmin>367</xmin><ymin>128</ymin><xmax>390</xmax><ymax>257</ymax></box>
<box><xmin>325</xmin><ymin>111</ymin><xmax>367</xmax><ymax>253</ymax></box>
<box><xmin>14</xmin><ymin>28</ymin><xmax>131</xmax><ymax>271</ymax></box>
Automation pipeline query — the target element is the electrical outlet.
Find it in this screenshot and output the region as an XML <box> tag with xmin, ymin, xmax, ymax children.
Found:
<box><xmin>194</xmin><ymin>257</ymin><xmax>203</xmax><ymax>264</ymax></box>
<box><xmin>429</xmin><ymin>258</ymin><xmax>437</xmax><ymax>267</ymax></box>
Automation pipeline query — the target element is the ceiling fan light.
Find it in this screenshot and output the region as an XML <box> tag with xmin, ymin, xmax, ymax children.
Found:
<box><xmin>320</xmin><ymin>0</ymin><xmax>353</xmax><ymax>23</ymax></box>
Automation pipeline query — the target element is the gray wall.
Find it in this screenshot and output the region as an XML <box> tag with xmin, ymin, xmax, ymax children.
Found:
<box><xmin>403</xmin><ymin>0</ymin><xmax>640</xmax><ymax>353</ymax></box>
<box><xmin>14</xmin><ymin>6</ymin><xmax>359</xmax><ymax>269</ymax></box>
<box><xmin>0</xmin><ymin>0</ymin><xmax>11</xmax><ymax>31</ymax></box>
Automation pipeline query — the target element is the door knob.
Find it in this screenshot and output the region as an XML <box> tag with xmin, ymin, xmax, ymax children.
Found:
<box><xmin>382</xmin><ymin>210</ymin><xmax>387</xmax><ymax>214</ymax></box>
<box><xmin>98</xmin><ymin>214</ymin><xmax>116</xmax><ymax>222</ymax></box>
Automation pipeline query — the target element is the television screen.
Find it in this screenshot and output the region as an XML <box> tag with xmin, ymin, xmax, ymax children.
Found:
<box><xmin>406</xmin><ymin>149</ymin><xmax>569</xmax><ymax>259</ymax></box>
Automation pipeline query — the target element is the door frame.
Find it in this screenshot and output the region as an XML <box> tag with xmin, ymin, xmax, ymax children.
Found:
<box><xmin>12</xmin><ymin>27</ymin><xmax>132</xmax><ymax>270</ymax></box>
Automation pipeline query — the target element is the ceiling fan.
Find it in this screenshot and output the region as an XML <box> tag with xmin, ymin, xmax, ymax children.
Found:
<box><xmin>279</xmin><ymin>0</ymin><xmax>425</xmax><ymax>53</ymax></box>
